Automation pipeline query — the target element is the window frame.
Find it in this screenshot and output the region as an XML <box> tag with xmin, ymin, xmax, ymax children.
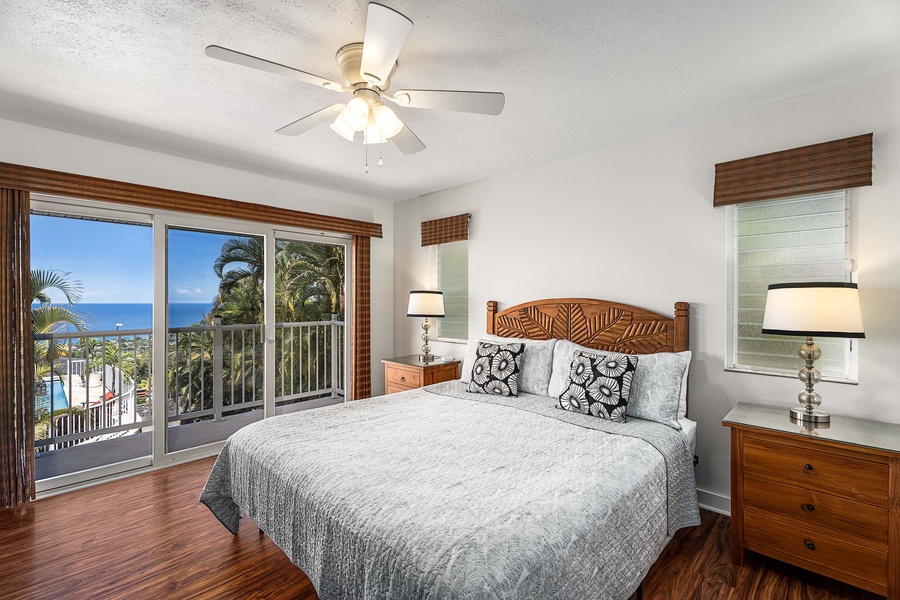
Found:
<box><xmin>724</xmin><ymin>190</ymin><xmax>859</xmax><ymax>384</ymax></box>
<box><xmin>29</xmin><ymin>194</ymin><xmax>353</xmax><ymax>494</ymax></box>
<box><xmin>431</xmin><ymin>240</ymin><xmax>468</xmax><ymax>344</ymax></box>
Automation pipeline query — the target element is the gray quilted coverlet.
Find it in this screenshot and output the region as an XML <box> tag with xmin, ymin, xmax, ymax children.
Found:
<box><xmin>201</xmin><ymin>381</ymin><xmax>700</xmax><ymax>600</ymax></box>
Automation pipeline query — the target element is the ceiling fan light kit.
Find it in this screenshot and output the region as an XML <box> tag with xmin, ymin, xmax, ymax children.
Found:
<box><xmin>205</xmin><ymin>1</ymin><xmax>505</xmax><ymax>164</ymax></box>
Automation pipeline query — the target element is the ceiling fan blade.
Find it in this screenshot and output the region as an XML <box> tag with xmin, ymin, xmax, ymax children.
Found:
<box><xmin>276</xmin><ymin>104</ymin><xmax>346</xmax><ymax>136</ymax></box>
<box><xmin>205</xmin><ymin>45</ymin><xmax>345</xmax><ymax>91</ymax></box>
<box><xmin>391</xmin><ymin>89</ymin><xmax>505</xmax><ymax>115</ymax></box>
<box><xmin>390</xmin><ymin>123</ymin><xmax>425</xmax><ymax>155</ymax></box>
<box><xmin>360</xmin><ymin>3</ymin><xmax>413</xmax><ymax>87</ymax></box>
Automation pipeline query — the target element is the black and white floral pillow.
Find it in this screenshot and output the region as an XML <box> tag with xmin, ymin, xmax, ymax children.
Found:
<box><xmin>557</xmin><ymin>351</ymin><xmax>638</xmax><ymax>422</ymax></box>
<box><xmin>466</xmin><ymin>342</ymin><xmax>525</xmax><ymax>397</ymax></box>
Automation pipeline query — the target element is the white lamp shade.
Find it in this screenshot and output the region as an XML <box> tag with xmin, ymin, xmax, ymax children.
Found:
<box><xmin>340</xmin><ymin>96</ymin><xmax>370</xmax><ymax>131</ymax></box>
<box><xmin>407</xmin><ymin>290</ymin><xmax>445</xmax><ymax>317</ymax></box>
<box><xmin>373</xmin><ymin>102</ymin><xmax>403</xmax><ymax>139</ymax></box>
<box><xmin>761</xmin><ymin>283</ymin><xmax>865</xmax><ymax>338</ymax></box>
<box><xmin>330</xmin><ymin>116</ymin><xmax>356</xmax><ymax>142</ymax></box>
<box><xmin>363</xmin><ymin>123</ymin><xmax>387</xmax><ymax>144</ymax></box>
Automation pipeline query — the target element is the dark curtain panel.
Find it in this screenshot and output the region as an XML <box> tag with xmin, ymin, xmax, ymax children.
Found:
<box><xmin>350</xmin><ymin>235</ymin><xmax>371</xmax><ymax>400</ymax></box>
<box><xmin>0</xmin><ymin>188</ymin><xmax>35</xmax><ymax>507</ymax></box>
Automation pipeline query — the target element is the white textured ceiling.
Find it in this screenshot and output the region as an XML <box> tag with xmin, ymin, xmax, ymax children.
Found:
<box><xmin>1</xmin><ymin>1</ymin><xmax>899</xmax><ymax>202</ymax></box>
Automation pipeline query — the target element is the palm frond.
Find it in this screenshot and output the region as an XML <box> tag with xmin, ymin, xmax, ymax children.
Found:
<box><xmin>31</xmin><ymin>269</ymin><xmax>83</xmax><ymax>305</ymax></box>
<box><xmin>32</xmin><ymin>306</ymin><xmax>86</xmax><ymax>334</ymax></box>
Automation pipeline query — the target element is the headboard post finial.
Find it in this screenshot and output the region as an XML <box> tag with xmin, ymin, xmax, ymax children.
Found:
<box><xmin>674</xmin><ymin>302</ymin><xmax>690</xmax><ymax>353</ymax></box>
<box><xmin>486</xmin><ymin>301</ymin><xmax>498</xmax><ymax>335</ymax></box>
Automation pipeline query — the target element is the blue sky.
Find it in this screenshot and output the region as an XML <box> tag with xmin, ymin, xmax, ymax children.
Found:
<box><xmin>31</xmin><ymin>215</ymin><xmax>253</xmax><ymax>304</ymax></box>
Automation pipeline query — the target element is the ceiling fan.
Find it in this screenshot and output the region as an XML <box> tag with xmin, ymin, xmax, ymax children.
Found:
<box><xmin>205</xmin><ymin>2</ymin><xmax>505</xmax><ymax>156</ymax></box>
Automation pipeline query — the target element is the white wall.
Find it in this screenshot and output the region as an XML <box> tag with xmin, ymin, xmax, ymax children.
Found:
<box><xmin>0</xmin><ymin>117</ymin><xmax>394</xmax><ymax>395</ymax></box>
<box><xmin>393</xmin><ymin>68</ymin><xmax>900</xmax><ymax>507</ymax></box>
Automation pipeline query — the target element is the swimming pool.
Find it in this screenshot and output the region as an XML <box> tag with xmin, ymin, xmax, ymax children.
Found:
<box><xmin>35</xmin><ymin>378</ymin><xmax>69</xmax><ymax>415</ymax></box>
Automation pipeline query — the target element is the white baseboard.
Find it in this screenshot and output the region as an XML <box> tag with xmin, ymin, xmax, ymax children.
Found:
<box><xmin>697</xmin><ymin>488</ymin><xmax>731</xmax><ymax>516</ymax></box>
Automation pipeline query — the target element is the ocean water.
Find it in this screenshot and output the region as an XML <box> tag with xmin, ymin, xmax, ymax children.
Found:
<box><xmin>39</xmin><ymin>303</ymin><xmax>213</xmax><ymax>332</ymax></box>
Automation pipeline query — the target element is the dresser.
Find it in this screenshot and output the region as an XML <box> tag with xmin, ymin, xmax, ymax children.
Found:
<box><xmin>724</xmin><ymin>403</ymin><xmax>900</xmax><ymax>598</ymax></box>
<box><xmin>382</xmin><ymin>355</ymin><xmax>460</xmax><ymax>395</ymax></box>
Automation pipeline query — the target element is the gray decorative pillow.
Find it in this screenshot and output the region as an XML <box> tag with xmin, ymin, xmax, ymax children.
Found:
<box><xmin>461</xmin><ymin>336</ymin><xmax>556</xmax><ymax>396</ymax></box>
<box><xmin>466</xmin><ymin>342</ymin><xmax>525</xmax><ymax>397</ymax></box>
<box><xmin>556</xmin><ymin>352</ymin><xmax>638</xmax><ymax>422</ymax></box>
<box><xmin>483</xmin><ymin>335</ymin><xmax>555</xmax><ymax>396</ymax></box>
<box><xmin>549</xmin><ymin>340</ymin><xmax>689</xmax><ymax>430</ymax></box>
<box><xmin>624</xmin><ymin>351</ymin><xmax>689</xmax><ymax>429</ymax></box>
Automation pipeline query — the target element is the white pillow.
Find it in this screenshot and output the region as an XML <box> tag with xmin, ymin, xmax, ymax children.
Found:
<box><xmin>549</xmin><ymin>340</ymin><xmax>691</xmax><ymax>430</ymax></box>
<box><xmin>460</xmin><ymin>335</ymin><xmax>556</xmax><ymax>396</ymax></box>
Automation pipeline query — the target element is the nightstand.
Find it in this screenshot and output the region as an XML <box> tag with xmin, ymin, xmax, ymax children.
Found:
<box><xmin>724</xmin><ymin>402</ymin><xmax>900</xmax><ymax>598</ymax></box>
<box><xmin>382</xmin><ymin>355</ymin><xmax>460</xmax><ymax>395</ymax></box>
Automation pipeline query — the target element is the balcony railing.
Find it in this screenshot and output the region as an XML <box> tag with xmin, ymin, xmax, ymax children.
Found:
<box><xmin>34</xmin><ymin>317</ymin><xmax>345</xmax><ymax>454</ymax></box>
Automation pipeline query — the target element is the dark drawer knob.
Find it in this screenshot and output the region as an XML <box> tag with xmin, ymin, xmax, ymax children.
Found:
<box><xmin>803</xmin><ymin>463</ymin><xmax>815</xmax><ymax>475</ymax></box>
<box><xmin>400</xmin><ymin>376</ymin><xmax>405</xmax><ymax>381</ymax></box>
<box><xmin>801</xmin><ymin>503</ymin><xmax>815</xmax><ymax>513</ymax></box>
<box><xmin>804</xmin><ymin>539</ymin><xmax>816</xmax><ymax>551</ymax></box>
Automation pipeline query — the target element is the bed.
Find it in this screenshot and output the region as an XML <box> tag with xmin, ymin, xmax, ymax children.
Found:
<box><xmin>201</xmin><ymin>298</ymin><xmax>701</xmax><ymax>600</ymax></box>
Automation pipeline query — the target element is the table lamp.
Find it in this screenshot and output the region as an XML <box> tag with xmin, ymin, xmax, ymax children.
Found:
<box><xmin>407</xmin><ymin>290</ymin><xmax>445</xmax><ymax>363</ymax></box>
<box><xmin>761</xmin><ymin>282</ymin><xmax>864</xmax><ymax>424</ymax></box>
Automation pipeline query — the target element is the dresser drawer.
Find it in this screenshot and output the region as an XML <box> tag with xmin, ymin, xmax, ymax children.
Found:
<box><xmin>743</xmin><ymin>437</ymin><xmax>889</xmax><ymax>504</ymax></box>
<box><xmin>743</xmin><ymin>475</ymin><xmax>888</xmax><ymax>550</ymax></box>
<box><xmin>386</xmin><ymin>367</ymin><xmax>421</xmax><ymax>388</ymax></box>
<box><xmin>744</xmin><ymin>510</ymin><xmax>887</xmax><ymax>595</ymax></box>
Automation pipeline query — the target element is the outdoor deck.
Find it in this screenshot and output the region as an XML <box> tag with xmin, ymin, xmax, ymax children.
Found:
<box><xmin>35</xmin><ymin>396</ymin><xmax>343</xmax><ymax>480</ymax></box>
<box><xmin>34</xmin><ymin>319</ymin><xmax>345</xmax><ymax>485</ymax></box>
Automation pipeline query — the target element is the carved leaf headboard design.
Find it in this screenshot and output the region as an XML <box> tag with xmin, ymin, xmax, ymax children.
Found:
<box><xmin>486</xmin><ymin>298</ymin><xmax>689</xmax><ymax>355</ymax></box>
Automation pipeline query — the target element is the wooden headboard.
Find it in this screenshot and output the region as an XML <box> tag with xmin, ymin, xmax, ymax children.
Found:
<box><xmin>486</xmin><ymin>298</ymin><xmax>689</xmax><ymax>354</ymax></box>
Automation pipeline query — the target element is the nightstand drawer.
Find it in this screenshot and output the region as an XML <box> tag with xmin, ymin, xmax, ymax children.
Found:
<box><xmin>743</xmin><ymin>437</ymin><xmax>889</xmax><ymax>504</ymax></box>
<box><xmin>744</xmin><ymin>510</ymin><xmax>887</xmax><ymax>595</ymax></box>
<box><xmin>387</xmin><ymin>367</ymin><xmax>421</xmax><ymax>388</ymax></box>
<box><xmin>385</xmin><ymin>383</ymin><xmax>415</xmax><ymax>395</ymax></box>
<box><xmin>744</xmin><ymin>475</ymin><xmax>888</xmax><ymax>549</ymax></box>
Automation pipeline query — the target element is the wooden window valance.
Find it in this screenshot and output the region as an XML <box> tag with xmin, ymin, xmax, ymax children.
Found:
<box><xmin>713</xmin><ymin>133</ymin><xmax>873</xmax><ymax>207</ymax></box>
<box><xmin>0</xmin><ymin>162</ymin><xmax>382</xmax><ymax>238</ymax></box>
<box><xmin>421</xmin><ymin>213</ymin><xmax>470</xmax><ymax>246</ymax></box>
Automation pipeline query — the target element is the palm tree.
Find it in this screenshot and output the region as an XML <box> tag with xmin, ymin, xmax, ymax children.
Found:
<box><xmin>281</xmin><ymin>241</ymin><xmax>345</xmax><ymax>318</ymax></box>
<box><xmin>31</xmin><ymin>269</ymin><xmax>86</xmax><ymax>377</ymax></box>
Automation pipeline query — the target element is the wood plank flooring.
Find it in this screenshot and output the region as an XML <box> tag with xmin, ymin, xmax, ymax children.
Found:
<box><xmin>0</xmin><ymin>457</ymin><xmax>886</xmax><ymax>600</ymax></box>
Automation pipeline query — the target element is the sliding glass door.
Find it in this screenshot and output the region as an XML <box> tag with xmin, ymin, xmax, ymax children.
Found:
<box><xmin>31</xmin><ymin>198</ymin><xmax>350</xmax><ymax>491</ymax></box>
<box><xmin>273</xmin><ymin>234</ymin><xmax>347</xmax><ymax>416</ymax></box>
<box><xmin>165</xmin><ymin>226</ymin><xmax>265</xmax><ymax>453</ymax></box>
<box><xmin>30</xmin><ymin>203</ymin><xmax>154</xmax><ymax>486</ymax></box>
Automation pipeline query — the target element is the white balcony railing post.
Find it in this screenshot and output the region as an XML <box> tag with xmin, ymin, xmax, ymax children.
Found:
<box><xmin>213</xmin><ymin>317</ymin><xmax>224</xmax><ymax>422</ymax></box>
<box><xmin>330</xmin><ymin>314</ymin><xmax>338</xmax><ymax>398</ymax></box>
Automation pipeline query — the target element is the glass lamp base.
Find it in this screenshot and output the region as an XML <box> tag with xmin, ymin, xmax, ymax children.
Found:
<box><xmin>790</xmin><ymin>407</ymin><xmax>830</xmax><ymax>425</ymax></box>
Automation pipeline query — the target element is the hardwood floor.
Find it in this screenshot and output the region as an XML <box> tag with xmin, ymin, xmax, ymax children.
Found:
<box><xmin>0</xmin><ymin>457</ymin><xmax>885</xmax><ymax>600</ymax></box>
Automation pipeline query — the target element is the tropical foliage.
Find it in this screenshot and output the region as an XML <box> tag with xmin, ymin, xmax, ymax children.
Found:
<box><xmin>168</xmin><ymin>239</ymin><xmax>346</xmax><ymax>418</ymax></box>
<box><xmin>31</xmin><ymin>269</ymin><xmax>86</xmax><ymax>380</ymax></box>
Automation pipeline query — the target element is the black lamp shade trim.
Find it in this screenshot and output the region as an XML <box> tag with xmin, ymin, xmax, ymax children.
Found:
<box><xmin>767</xmin><ymin>282</ymin><xmax>859</xmax><ymax>290</ymax></box>
<box><xmin>761</xmin><ymin>328</ymin><xmax>865</xmax><ymax>339</ymax></box>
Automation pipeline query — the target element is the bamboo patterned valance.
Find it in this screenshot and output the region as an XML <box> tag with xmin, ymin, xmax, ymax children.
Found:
<box><xmin>421</xmin><ymin>213</ymin><xmax>470</xmax><ymax>246</ymax></box>
<box><xmin>0</xmin><ymin>162</ymin><xmax>383</xmax><ymax>238</ymax></box>
<box><xmin>713</xmin><ymin>133</ymin><xmax>873</xmax><ymax>207</ymax></box>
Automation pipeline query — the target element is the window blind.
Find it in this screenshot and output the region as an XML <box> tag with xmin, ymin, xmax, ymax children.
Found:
<box><xmin>714</xmin><ymin>134</ymin><xmax>872</xmax><ymax>207</ymax></box>
<box><xmin>421</xmin><ymin>213</ymin><xmax>469</xmax><ymax>247</ymax></box>
<box><xmin>733</xmin><ymin>191</ymin><xmax>851</xmax><ymax>377</ymax></box>
<box><xmin>435</xmin><ymin>241</ymin><xmax>468</xmax><ymax>341</ymax></box>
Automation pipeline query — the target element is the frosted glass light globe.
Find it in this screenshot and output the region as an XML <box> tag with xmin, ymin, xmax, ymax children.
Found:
<box><xmin>340</xmin><ymin>96</ymin><xmax>370</xmax><ymax>131</ymax></box>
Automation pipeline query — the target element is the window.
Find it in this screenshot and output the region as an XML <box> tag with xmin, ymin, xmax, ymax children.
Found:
<box><xmin>434</xmin><ymin>241</ymin><xmax>468</xmax><ymax>341</ymax></box>
<box><xmin>727</xmin><ymin>190</ymin><xmax>857</xmax><ymax>381</ymax></box>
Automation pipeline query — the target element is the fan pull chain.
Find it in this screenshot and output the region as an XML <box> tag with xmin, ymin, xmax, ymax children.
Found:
<box><xmin>378</xmin><ymin>144</ymin><xmax>384</xmax><ymax>167</ymax></box>
<box><xmin>364</xmin><ymin>129</ymin><xmax>369</xmax><ymax>174</ymax></box>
